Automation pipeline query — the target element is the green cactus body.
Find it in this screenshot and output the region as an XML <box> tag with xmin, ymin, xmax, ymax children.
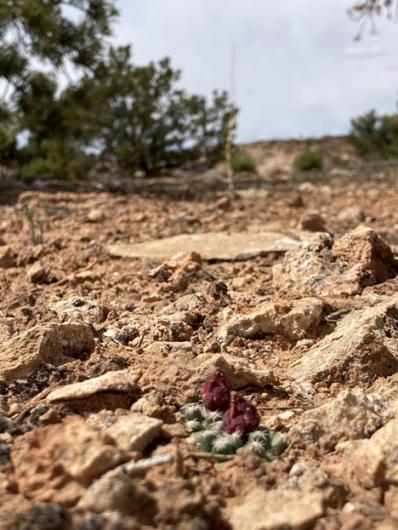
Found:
<box><xmin>207</xmin><ymin>420</ymin><xmax>223</xmax><ymax>432</ymax></box>
<box><xmin>246</xmin><ymin>428</ymin><xmax>286</xmax><ymax>460</ymax></box>
<box><xmin>212</xmin><ymin>433</ymin><xmax>243</xmax><ymax>455</ymax></box>
<box><xmin>204</xmin><ymin>410</ymin><xmax>223</xmax><ymax>427</ymax></box>
<box><xmin>185</xmin><ymin>419</ymin><xmax>203</xmax><ymax>433</ymax></box>
<box><xmin>181</xmin><ymin>404</ymin><xmax>204</xmax><ymax>422</ymax></box>
<box><xmin>269</xmin><ymin>432</ymin><xmax>287</xmax><ymax>455</ymax></box>
<box><xmin>181</xmin><ymin>404</ymin><xmax>287</xmax><ymax>461</ymax></box>
<box><xmin>245</xmin><ymin>440</ymin><xmax>268</xmax><ymax>459</ymax></box>
<box><xmin>195</xmin><ymin>430</ymin><xmax>219</xmax><ymax>452</ymax></box>
<box><xmin>248</xmin><ymin>427</ymin><xmax>270</xmax><ymax>445</ymax></box>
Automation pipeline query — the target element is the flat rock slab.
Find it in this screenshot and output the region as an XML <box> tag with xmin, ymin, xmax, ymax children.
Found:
<box><xmin>107</xmin><ymin>232</ymin><xmax>298</xmax><ymax>262</ymax></box>
<box><xmin>46</xmin><ymin>369</ymin><xmax>141</xmax><ymax>403</ymax></box>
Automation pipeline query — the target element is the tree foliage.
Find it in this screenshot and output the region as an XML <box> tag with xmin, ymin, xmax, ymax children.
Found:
<box><xmin>348</xmin><ymin>1</ymin><xmax>394</xmax><ymax>38</ymax></box>
<box><xmin>349</xmin><ymin>110</ymin><xmax>398</xmax><ymax>159</ymax></box>
<box><xmin>0</xmin><ymin>1</ymin><xmax>233</xmax><ymax>180</ymax></box>
<box><xmin>0</xmin><ymin>0</ymin><xmax>117</xmax><ymax>83</ymax></box>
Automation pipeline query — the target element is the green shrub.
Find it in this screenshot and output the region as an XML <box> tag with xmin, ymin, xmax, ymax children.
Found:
<box><xmin>20</xmin><ymin>138</ymin><xmax>92</xmax><ymax>181</ymax></box>
<box><xmin>231</xmin><ymin>149</ymin><xmax>256</xmax><ymax>172</ymax></box>
<box><xmin>349</xmin><ymin>110</ymin><xmax>398</xmax><ymax>159</ymax></box>
<box><xmin>0</xmin><ymin>125</ymin><xmax>16</xmax><ymax>162</ymax></box>
<box><xmin>294</xmin><ymin>149</ymin><xmax>323</xmax><ymax>171</ymax></box>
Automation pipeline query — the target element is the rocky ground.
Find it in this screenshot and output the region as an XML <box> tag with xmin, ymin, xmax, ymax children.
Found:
<box><xmin>1</xmin><ymin>166</ymin><xmax>398</xmax><ymax>529</ymax></box>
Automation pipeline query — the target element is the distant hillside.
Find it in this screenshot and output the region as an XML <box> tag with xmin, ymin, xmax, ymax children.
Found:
<box><xmin>241</xmin><ymin>136</ymin><xmax>357</xmax><ymax>178</ymax></box>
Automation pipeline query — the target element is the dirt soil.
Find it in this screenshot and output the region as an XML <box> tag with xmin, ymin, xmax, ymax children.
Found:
<box><xmin>1</xmin><ymin>163</ymin><xmax>398</xmax><ymax>530</ymax></box>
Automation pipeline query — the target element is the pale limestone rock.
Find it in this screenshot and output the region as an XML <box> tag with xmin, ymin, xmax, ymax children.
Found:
<box><xmin>289</xmin><ymin>295</ymin><xmax>398</xmax><ymax>385</ymax></box>
<box><xmin>273</xmin><ymin>226</ymin><xmax>398</xmax><ymax>296</ymax></box>
<box><xmin>219</xmin><ymin>297</ymin><xmax>323</xmax><ymax>342</ymax></box>
<box><xmin>293</xmin><ymin>389</ymin><xmax>386</xmax><ymax>450</ymax></box>
<box><xmin>272</xmin><ymin>232</ymin><xmax>334</xmax><ymax>296</ymax></box>
<box><xmin>337</xmin><ymin>206</ymin><xmax>365</xmax><ymax>226</ymax></box>
<box><xmin>191</xmin><ymin>352</ymin><xmax>276</xmax><ymax>390</ymax></box>
<box><xmin>12</xmin><ymin>416</ymin><xmax>126</xmax><ymax>505</ymax></box>
<box><xmin>0</xmin><ymin>322</ymin><xmax>95</xmax><ymax>383</ymax></box>
<box><xmin>26</xmin><ymin>261</ymin><xmax>48</xmax><ymax>283</ymax></box>
<box><xmin>384</xmin><ymin>487</ymin><xmax>398</xmax><ymax>519</ymax></box>
<box><xmin>341</xmin><ymin>420</ymin><xmax>398</xmax><ymax>488</ymax></box>
<box><xmin>107</xmin><ymin>413</ymin><xmax>163</xmax><ymax>452</ymax></box>
<box><xmin>46</xmin><ymin>369</ymin><xmax>140</xmax><ymax>403</ymax></box>
<box><xmin>230</xmin><ymin>488</ymin><xmax>325</xmax><ymax>530</ymax></box>
<box><xmin>107</xmin><ymin>231</ymin><xmax>298</xmax><ymax>262</ymax></box>
<box><xmin>50</xmin><ymin>297</ymin><xmax>109</xmax><ymax>324</ymax></box>
<box><xmin>87</xmin><ymin>208</ymin><xmax>106</xmax><ymax>222</ymax></box>
<box><xmin>77</xmin><ymin>470</ymin><xmax>154</xmax><ymax>515</ymax></box>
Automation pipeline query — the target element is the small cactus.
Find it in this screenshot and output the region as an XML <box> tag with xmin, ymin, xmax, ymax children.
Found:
<box><xmin>181</xmin><ymin>404</ymin><xmax>204</xmax><ymax>422</ymax></box>
<box><xmin>245</xmin><ymin>429</ymin><xmax>287</xmax><ymax>461</ymax></box>
<box><xmin>195</xmin><ymin>430</ymin><xmax>219</xmax><ymax>452</ymax></box>
<box><xmin>248</xmin><ymin>427</ymin><xmax>270</xmax><ymax>444</ymax></box>
<box><xmin>269</xmin><ymin>432</ymin><xmax>288</xmax><ymax>456</ymax></box>
<box><xmin>212</xmin><ymin>432</ymin><xmax>243</xmax><ymax>455</ymax></box>
<box><xmin>208</xmin><ymin>420</ymin><xmax>223</xmax><ymax>432</ymax></box>
<box><xmin>202</xmin><ymin>370</ymin><xmax>231</xmax><ymax>411</ymax></box>
<box><xmin>180</xmin><ymin>397</ymin><xmax>287</xmax><ymax>461</ymax></box>
<box><xmin>223</xmin><ymin>393</ymin><xmax>260</xmax><ymax>436</ymax></box>
<box><xmin>185</xmin><ymin>419</ymin><xmax>203</xmax><ymax>433</ymax></box>
<box><xmin>245</xmin><ymin>439</ymin><xmax>268</xmax><ymax>459</ymax></box>
<box><xmin>204</xmin><ymin>410</ymin><xmax>223</xmax><ymax>427</ymax></box>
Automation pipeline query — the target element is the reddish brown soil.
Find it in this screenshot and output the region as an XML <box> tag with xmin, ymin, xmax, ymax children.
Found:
<box><xmin>1</xmin><ymin>166</ymin><xmax>398</xmax><ymax>529</ymax></box>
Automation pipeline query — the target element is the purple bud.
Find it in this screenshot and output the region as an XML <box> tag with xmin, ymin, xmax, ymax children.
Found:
<box><xmin>202</xmin><ymin>370</ymin><xmax>231</xmax><ymax>411</ymax></box>
<box><xmin>223</xmin><ymin>394</ymin><xmax>260</xmax><ymax>436</ymax></box>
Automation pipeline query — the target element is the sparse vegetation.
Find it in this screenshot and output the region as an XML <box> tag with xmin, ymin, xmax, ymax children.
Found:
<box><xmin>294</xmin><ymin>149</ymin><xmax>323</xmax><ymax>171</ymax></box>
<box><xmin>349</xmin><ymin>110</ymin><xmax>398</xmax><ymax>160</ymax></box>
<box><xmin>21</xmin><ymin>205</ymin><xmax>45</xmax><ymax>245</ymax></box>
<box><xmin>231</xmin><ymin>149</ymin><xmax>256</xmax><ymax>173</ymax></box>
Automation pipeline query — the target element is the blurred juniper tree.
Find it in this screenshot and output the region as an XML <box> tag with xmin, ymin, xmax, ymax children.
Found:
<box><xmin>0</xmin><ymin>1</ymin><xmax>233</xmax><ymax>179</ymax></box>
<box><xmin>66</xmin><ymin>46</ymin><xmax>231</xmax><ymax>175</ymax></box>
<box><xmin>0</xmin><ymin>0</ymin><xmax>117</xmax><ymax>175</ymax></box>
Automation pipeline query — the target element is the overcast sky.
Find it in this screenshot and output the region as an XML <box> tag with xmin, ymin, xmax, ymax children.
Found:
<box><xmin>114</xmin><ymin>0</ymin><xmax>398</xmax><ymax>142</ymax></box>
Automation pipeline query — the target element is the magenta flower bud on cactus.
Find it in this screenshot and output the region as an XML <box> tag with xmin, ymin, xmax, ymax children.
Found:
<box><xmin>222</xmin><ymin>394</ymin><xmax>260</xmax><ymax>436</ymax></box>
<box><xmin>202</xmin><ymin>370</ymin><xmax>231</xmax><ymax>411</ymax></box>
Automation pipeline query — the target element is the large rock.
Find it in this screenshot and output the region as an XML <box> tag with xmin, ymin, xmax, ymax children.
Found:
<box><xmin>333</xmin><ymin>226</ymin><xmax>398</xmax><ymax>288</ymax></box>
<box><xmin>0</xmin><ymin>246</ymin><xmax>16</xmax><ymax>268</ymax></box>
<box><xmin>107</xmin><ymin>231</ymin><xmax>298</xmax><ymax>262</ymax></box>
<box><xmin>229</xmin><ymin>488</ymin><xmax>325</xmax><ymax>530</ymax></box>
<box><xmin>77</xmin><ymin>469</ymin><xmax>154</xmax><ymax>515</ymax></box>
<box><xmin>219</xmin><ymin>298</ymin><xmax>323</xmax><ymax>342</ymax></box>
<box><xmin>289</xmin><ymin>296</ymin><xmax>398</xmax><ymax>385</ymax></box>
<box><xmin>293</xmin><ymin>389</ymin><xmax>386</xmax><ymax>451</ymax></box>
<box><xmin>273</xmin><ymin>226</ymin><xmax>398</xmax><ymax>296</ymax></box>
<box><xmin>0</xmin><ymin>322</ymin><xmax>96</xmax><ymax>383</ymax></box>
<box><xmin>191</xmin><ymin>352</ymin><xmax>276</xmax><ymax>390</ymax></box>
<box><xmin>50</xmin><ymin>298</ymin><xmax>109</xmax><ymax>324</ymax></box>
<box><xmin>26</xmin><ymin>261</ymin><xmax>48</xmax><ymax>283</ymax></box>
<box><xmin>46</xmin><ymin>369</ymin><xmax>140</xmax><ymax>403</ymax></box>
<box><xmin>12</xmin><ymin>416</ymin><xmax>127</xmax><ymax>505</ymax></box>
<box><xmin>272</xmin><ymin>232</ymin><xmax>334</xmax><ymax>296</ymax></box>
<box><xmin>341</xmin><ymin>420</ymin><xmax>398</xmax><ymax>489</ymax></box>
<box><xmin>106</xmin><ymin>413</ymin><xmax>163</xmax><ymax>452</ymax></box>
